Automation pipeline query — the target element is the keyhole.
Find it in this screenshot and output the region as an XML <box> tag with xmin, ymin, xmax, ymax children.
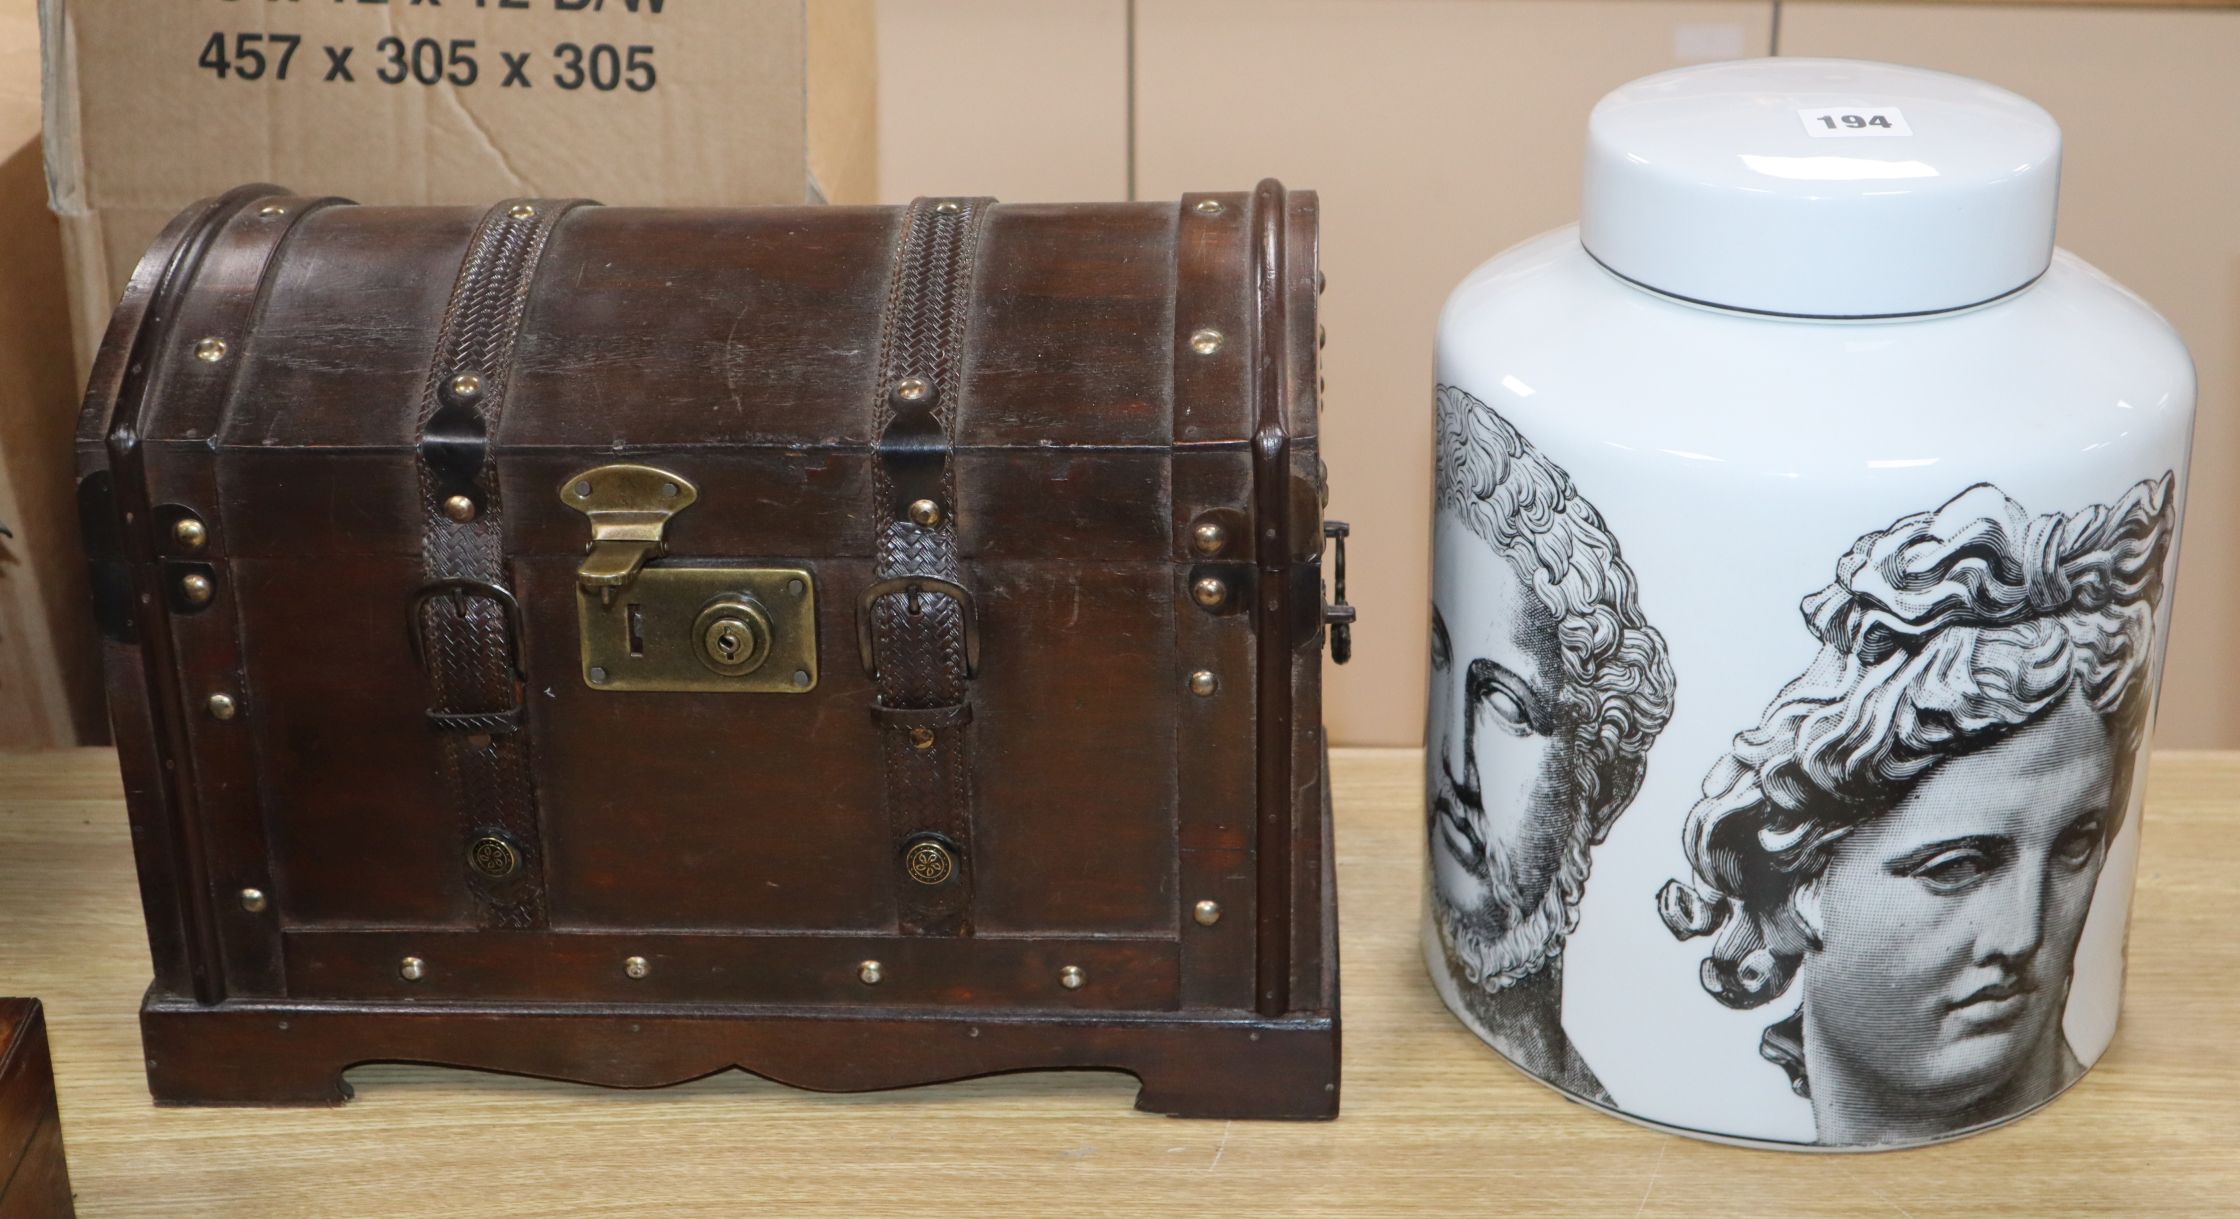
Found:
<box><xmin>692</xmin><ymin>597</ymin><xmax>771</xmax><ymax>677</ymax></box>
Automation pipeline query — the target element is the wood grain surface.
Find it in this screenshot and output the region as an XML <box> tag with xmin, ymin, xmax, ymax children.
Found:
<box><xmin>0</xmin><ymin>998</ymin><xmax>76</xmax><ymax>1217</ymax></box>
<box><xmin>0</xmin><ymin>746</ymin><xmax>2233</xmax><ymax>1217</ymax></box>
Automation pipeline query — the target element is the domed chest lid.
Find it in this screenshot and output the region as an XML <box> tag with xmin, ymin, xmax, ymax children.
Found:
<box><xmin>1580</xmin><ymin>59</ymin><xmax>2061</xmax><ymax>318</ymax></box>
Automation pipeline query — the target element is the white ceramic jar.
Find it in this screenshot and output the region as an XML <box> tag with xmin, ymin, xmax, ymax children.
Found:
<box><xmin>1423</xmin><ymin>58</ymin><xmax>2193</xmax><ymax>1150</ymax></box>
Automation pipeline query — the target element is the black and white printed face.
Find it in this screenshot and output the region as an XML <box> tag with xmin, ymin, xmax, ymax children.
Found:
<box><xmin>1802</xmin><ymin>688</ymin><xmax>2115</xmax><ymax>1114</ymax></box>
<box><xmin>1427</xmin><ymin>513</ymin><xmax>1576</xmax><ymax>948</ymax></box>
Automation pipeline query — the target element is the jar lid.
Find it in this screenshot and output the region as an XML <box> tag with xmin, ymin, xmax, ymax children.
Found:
<box><xmin>1580</xmin><ymin>59</ymin><xmax>2061</xmax><ymax>318</ymax></box>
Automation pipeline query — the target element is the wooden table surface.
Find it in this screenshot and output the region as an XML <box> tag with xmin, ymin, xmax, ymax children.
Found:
<box><xmin>1</xmin><ymin>747</ymin><xmax>2234</xmax><ymax>1217</ymax></box>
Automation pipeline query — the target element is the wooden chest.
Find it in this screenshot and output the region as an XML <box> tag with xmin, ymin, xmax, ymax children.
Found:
<box><xmin>0</xmin><ymin>1000</ymin><xmax>75</xmax><ymax>1218</ymax></box>
<box><xmin>76</xmin><ymin>182</ymin><xmax>1346</xmax><ymax>1118</ymax></box>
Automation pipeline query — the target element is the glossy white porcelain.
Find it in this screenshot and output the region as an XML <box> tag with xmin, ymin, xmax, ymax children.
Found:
<box><xmin>1583</xmin><ymin>58</ymin><xmax>2059</xmax><ymax>317</ymax></box>
<box><xmin>1424</xmin><ymin>59</ymin><xmax>2194</xmax><ymax>1151</ymax></box>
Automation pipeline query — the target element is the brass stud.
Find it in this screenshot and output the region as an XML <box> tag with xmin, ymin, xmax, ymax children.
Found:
<box><xmin>894</xmin><ymin>376</ymin><xmax>932</xmax><ymax>403</ymax></box>
<box><xmin>399</xmin><ymin>956</ymin><xmax>427</xmax><ymax>982</ymax></box>
<box><xmin>1059</xmin><ymin>965</ymin><xmax>1086</xmax><ymax>990</ymax></box>
<box><xmin>909</xmin><ymin>726</ymin><xmax>936</xmax><ymax>751</ymax></box>
<box><xmin>206</xmin><ymin>693</ymin><xmax>238</xmax><ymax>720</ymax></box>
<box><xmin>448</xmin><ymin>372</ymin><xmax>484</xmax><ymax>402</ymax></box>
<box><xmin>1192</xmin><ymin>521</ymin><xmax>1227</xmax><ymax>554</ymax></box>
<box><xmin>179</xmin><ymin>573</ymin><xmax>215</xmax><ymax>606</ymax></box>
<box><xmin>858</xmin><ymin>959</ymin><xmax>884</xmax><ymax>985</ymax></box>
<box><xmin>1193</xmin><ymin>199</ymin><xmax>1225</xmax><ymax>216</ymax></box>
<box><xmin>240</xmin><ymin>888</ymin><xmax>268</xmax><ymax>913</ymax></box>
<box><xmin>933</xmin><ymin>200</ymin><xmax>963</xmax><ymax>215</ymax></box>
<box><xmin>1188</xmin><ymin>671</ymin><xmax>1218</xmax><ymax>698</ymax></box>
<box><xmin>1193</xmin><ymin>899</ymin><xmax>1223</xmax><ymax>926</ymax></box>
<box><xmin>1191</xmin><ymin>576</ymin><xmax>1228</xmax><ymax>609</ymax></box>
<box><xmin>443</xmin><ymin>494</ymin><xmax>478</xmax><ymax>523</ymax></box>
<box><xmin>509</xmin><ymin>204</ymin><xmax>538</xmax><ymax>220</ymax></box>
<box><xmin>908</xmin><ymin>498</ymin><xmax>944</xmax><ymax>528</ymax></box>
<box><xmin>904</xmin><ymin>839</ymin><xmax>956</xmax><ymax>885</ymax></box>
<box><xmin>173</xmin><ymin>518</ymin><xmax>209</xmax><ymax>550</ymax></box>
<box><xmin>468</xmin><ymin>835</ymin><xmax>520</xmax><ymax>880</ymax></box>
<box><xmin>258</xmin><ymin>204</ymin><xmax>287</xmax><ymax>218</ymax></box>
<box><xmin>624</xmin><ymin>956</ymin><xmax>650</xmax><ymax>980</ymax></box>
<box><xmin>193</xmin><ymin>338</ymin><xmax>228</xmax><ymax>363</ymax></box>
<box><xmin>1188</xmin><ymin>328</ymin><xmax>1224</xmax><ymax>356</ymax></box>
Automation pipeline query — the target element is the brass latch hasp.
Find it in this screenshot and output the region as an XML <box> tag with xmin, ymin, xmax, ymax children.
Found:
<box><xmin>557</xmin><ymin>462</ymin><xmax>818</xmax><ymax>694</ymax></box>
<box><xmin>559</xmin><ymin>463</ymin><xmax>700</xmax><ymax>604</ymax></box>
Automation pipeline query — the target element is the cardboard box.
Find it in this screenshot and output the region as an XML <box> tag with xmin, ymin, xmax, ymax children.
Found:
<box><xmin>1</xmin><ymin>2</ymin><xmax>101</xmax><ymax>748</ymax></box>
<box><xmin>42</xmin><ymin>0</ymin><xmax>875</xmax><ymax>374</ymax></box>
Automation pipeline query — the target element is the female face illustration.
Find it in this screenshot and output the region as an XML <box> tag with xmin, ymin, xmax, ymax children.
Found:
<box><xmin>1428</xmin><ymin>514</ymin><xmax>1575</xmax><ymax>943</ymax></box>
<box><xmin>1659</xmin><ymin>476</ymin><xmax>2173</xmax><ymax>1144</ymax></box>
<box><xmin>1801</xmin><ymin>689</ymin><xmax>2114</xmax><ymax>1118</ymax></box>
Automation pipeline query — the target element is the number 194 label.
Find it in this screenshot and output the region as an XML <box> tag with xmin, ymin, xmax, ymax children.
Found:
<box><xmin>1797</xmin><ymin>106</ymin><xmax>1911</xmax><ymax>138</ymax></box>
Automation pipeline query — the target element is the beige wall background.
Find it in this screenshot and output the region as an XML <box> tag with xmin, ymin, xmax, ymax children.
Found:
<box><xmin>879</xmin><ymin>0</ymin><xmax>2240</xmax><ymax>750</ymax></box>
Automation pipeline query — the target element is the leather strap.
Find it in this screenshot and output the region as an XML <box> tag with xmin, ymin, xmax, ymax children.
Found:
<box><xmin>411</xmin><ymin>198</ymin><xmax>587</xmax><ymax>930</ymax></box>
<box><xmin>869</xmin><ymin>196</ymin><xmax>992</xmax><ymax>935</ymax></box>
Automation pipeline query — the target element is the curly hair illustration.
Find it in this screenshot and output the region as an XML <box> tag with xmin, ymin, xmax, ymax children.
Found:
<box><xmin>1656</xmin><ymin>474</ymin><xmax>2178</xmax><ymax>1094</ymax></box>
<box><xmin>1434</xmin><ymin>384</ymin><xmax>1676</xmax><ymax>847</ymax></box>
<box><xmin>1431</xmin><ymin>385</ymin><xmax>1677</xmax><ymax>993</ymax></box>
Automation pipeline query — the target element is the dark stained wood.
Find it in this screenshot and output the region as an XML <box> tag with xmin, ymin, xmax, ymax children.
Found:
<box><xmin>221</xmin><ymin>207</ymin><xmax>477</xmax><ymax>450</ymax></box>
<box><xmin>517</xmin><ymin>554</ymin><xmax>895</xmax><ymax>933</ymax></box>
<box><xmin>956</xmin><ymin>450</ymin><xmax>1172</xmax><ymax>562</ymax></box>
<box><xmin>1172</xmin><ymin>210</ymin><xmax>1263</xmax><ymax>1013</ymax></box>
<box><xmin>139</xmin><ymin>996</ymin><xmax>1338</xmax><ymax>1120</ymax></box>
<box><xmin>78</xmin><ymin>184</ymin><xmax>284</xmax><ymax>1008</ymax></box>
<box><xmin>280</xmin><ymin>930</ymin><xmax>1180</xmax><ymax>1008</ymax></box>
<box><xmin>0</xmin><ymin>1000</ymin><xmax>77</xmax><ymax>1218</ymax></box>
<box><xmin>1250</xmin><ymin>179</ymin><xmax>1300</xmax><ymax>1019</ymax></box>
<box><xmin>230</xmin><ymin>555</ymin><xmax>467</xmax><ymax>926</ymax></box>
<box><xmin>77</xmin><ymin>181</ymin><xmax>1340</xmax><ymax>1117</ymax></box>
<box><xmin>960</xmin><ymin>204</ymin><xmax>1181</xmax><ymax>448</ymax></box>
<box><xmin>1174</xmin><ymin>550</ymin><xmax>1260</xmax><ymax>1012</ymax></box>
<box><xmin>133</xmin><ymin>206</ymin><xmax>309</xmax><ymax>1000</ymax></box>
<box><xmin>504</xmin><ymin>207</ymin><xmax>901</xmax><ymax>452</ymax></box>
<box><xmin>968</xmin><ymin>560</ymin><xmax>1179</xmax><ymax>935</ymax></box>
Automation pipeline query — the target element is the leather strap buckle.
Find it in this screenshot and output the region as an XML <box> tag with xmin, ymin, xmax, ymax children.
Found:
<box><xmin>426</xmin><ymin>708</ymin><xmax>524</xmax><ymax>735</ymax></box>
<box><xmin>407</xmin><ymin>577</ymin><xmax>526</xmax><ymax>727</ymax></box>
<box><xmin>857</xmin><ymin>575</ymin><xmax>980</xmax><ymax>680</ymax></box>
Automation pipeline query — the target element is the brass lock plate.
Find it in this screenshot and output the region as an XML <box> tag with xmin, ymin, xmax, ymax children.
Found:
<box><xmin>577</xmin><ymin>565</ymin><xmax>818</xmax><ymax>693</ymax></box>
